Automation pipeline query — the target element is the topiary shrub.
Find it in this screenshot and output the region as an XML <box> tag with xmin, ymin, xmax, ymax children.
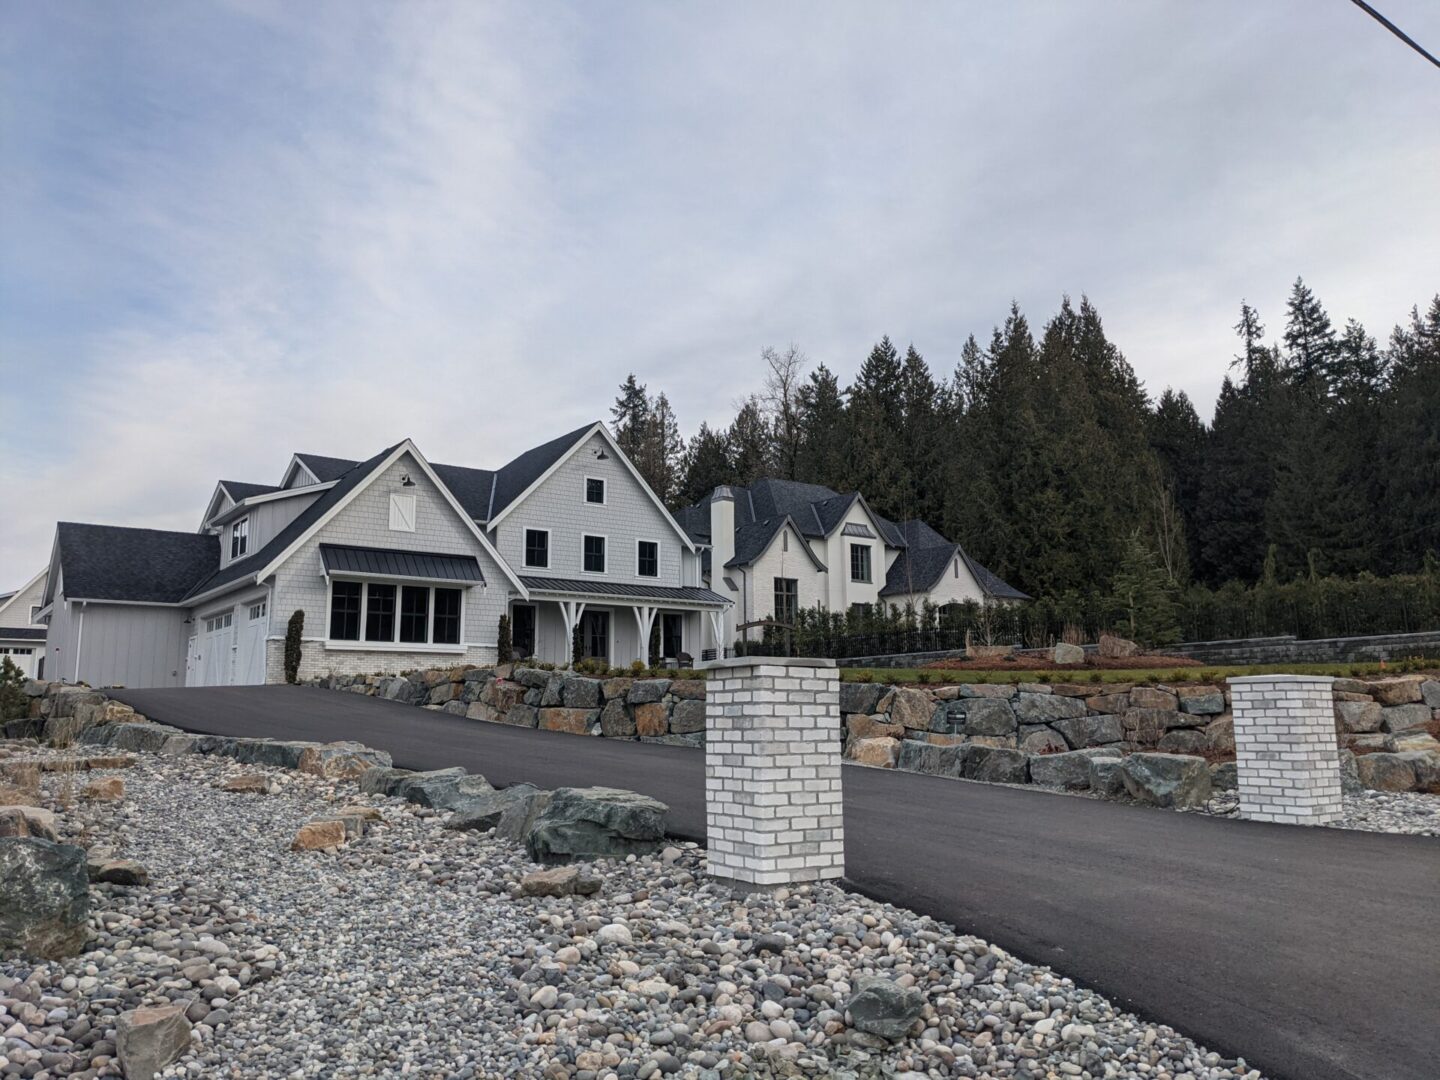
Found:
<box><xmin>497</xmin><ymin>615</ymin><xmax>513</xmax><ymax>664</ymax></box>
<box><xmin>284</xmin><ymin>610</ymin><xmax>305</xmax><ymax>684</ymax></box>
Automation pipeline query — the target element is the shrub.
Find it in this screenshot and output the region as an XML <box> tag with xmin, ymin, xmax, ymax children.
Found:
<box><xmin>916</xmin><ymin>670</ymin><xmax>933</xmax><ymax>684</ymax></box>
<box><xmin>0</xmin><ymin>657</ymin><xmax>26</xmax><ymax>722</ymax></box>
<box><xmin>496</xmin><ymin>615</ymin><xmax>512</xmax><ymax>664</ymax></box>
<box><xmin>1088</xmin><ymin>671</ymin><xmax>1104</xmax><ymax>683</ymax></box>
<box><xmin>284</xmin><ymin>610</ymin><xmax>305</xmax><ymax>684</ymax></box>
<box><xmin>630</xmin><ymin>659</ymin><xmax>646</xmax><ymax>674</ymax></box>
<box><xmin>570</xmin><ymin>625</ymin><xmax>583</xmax><ymax>668</ymax></box>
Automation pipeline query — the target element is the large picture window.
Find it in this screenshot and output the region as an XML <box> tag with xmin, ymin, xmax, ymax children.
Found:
<box><xmin>524</xmin><ymin>529</ymin><xmax>549</xmax><ymax>568</ymax></box>
<box><xmin>583</xmin><ymin>534</ymin><xmax>606</xmax><ymax>573</ymax></box>
<box><xmin>849</xmin><ymin>543</ymin><xmax>872</xmax><ymax>583</ymax></box>
<box><xmin>328</xmin><ymin>580</ymin><xmax>464</xmax><ymax>648</ymax></box>
<box><xmin>637</xmin><ymin>540</ymin><xmax>659</xmax><ymax>577</ymax></box>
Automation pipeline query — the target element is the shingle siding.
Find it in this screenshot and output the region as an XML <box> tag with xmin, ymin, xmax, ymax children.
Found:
<box><xmin>266</xmin><ymin>452</ymin><xmax>511</xmax><ymax>677</ymax></box>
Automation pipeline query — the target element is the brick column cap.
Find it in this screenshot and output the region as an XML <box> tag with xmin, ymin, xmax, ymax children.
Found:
<box><xmin>1227</xmin><ymin>674</ymin><xmax>1335</xmax><ymax>685</ymax></box>
<box><xmin>707</xmin><ymin>656</ymin><xmax>836</xmax><ymax>671</ymax></box>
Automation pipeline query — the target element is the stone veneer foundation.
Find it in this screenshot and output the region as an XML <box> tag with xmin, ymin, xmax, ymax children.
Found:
<box><xmin>1229</xmin><ymin>674</ymin><xmax>1342</xmax><ymax>825</ymax></box>
<box><xmin>704</xmin><ymin>658</ymin><xmax>843</xmax><ymax>890</ymax></box>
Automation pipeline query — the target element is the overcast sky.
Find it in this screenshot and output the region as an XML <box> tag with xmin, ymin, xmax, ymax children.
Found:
<box><xmin>2</xmin><ymin>1</ymin><xmax>1437</xmax><ymax>583</ymax></box>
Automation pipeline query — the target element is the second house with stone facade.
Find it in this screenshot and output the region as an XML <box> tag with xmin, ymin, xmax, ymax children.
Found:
<box><xmin>35</xmin><ymin>423</ymin><xmax>729</xmax><ymax>689</ymax></box>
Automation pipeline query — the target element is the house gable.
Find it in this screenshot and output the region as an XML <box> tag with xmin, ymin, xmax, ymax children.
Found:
<box><xmin>0</xmin><ymin>570</ymin><xmax>48</xmax><ymax>630</ymax></box>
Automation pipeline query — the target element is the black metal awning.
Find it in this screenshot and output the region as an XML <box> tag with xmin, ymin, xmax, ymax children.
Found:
<box><xmin>517</xmin><ymin>575</ymin><xmax>729</xmax><ymax>607</ymax></box>
<box><xmin>320</xmin><ymin>544</ymin><xmax>485</xmax><ymax>584</ymax></box>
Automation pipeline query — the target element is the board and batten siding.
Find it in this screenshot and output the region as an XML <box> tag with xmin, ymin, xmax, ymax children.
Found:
<box><xmin>493</xmin><ymin>432</ymin><xmax>686</xmax><ymax>587</ymax></box>
<box><xmin>266</xmin><ymin>452</ymin><xmax>511</xmax><ymax>679</ymax></box>
<box><xmin>66</xmin><ymin>603</ymin><xmax>189</xmax><ymax>688</ymax></box>
<box><xmin>218</xmin><ymin>490</ymin><xmax>323</xmax><ymax>569</ymax></box>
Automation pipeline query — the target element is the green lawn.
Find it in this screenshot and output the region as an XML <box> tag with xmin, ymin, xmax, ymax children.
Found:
<box><xmin>837</xmin><ymin>660</ymin><xmax>1432</xmax><ymax>686</ymax></box>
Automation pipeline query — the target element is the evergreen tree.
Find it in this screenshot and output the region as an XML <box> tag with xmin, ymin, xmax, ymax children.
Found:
<box><xmin>794</xmin><ymin>364</ymin><xmax>849</xmax><ymax>490</ymax></box>
<box><xmin>846</xmin><ymin>336</ymin><xmax>907</xmax><ymax>512</ymax></box>
<box><xmin>640</xmin><ymin>392</ymin><xmax>683</xmax><ymax>505</ymax></box>
<box><xmin>677</xmin><ymin>422</ymin><xmax>735</xmax><ymax>506</ymax></box>
<box><xmin>1148</xmin><ymin>388</ymin><xmax>1206</xmax><ymax>572</ymax></box>
<box><xmin>1282</xmin><ymin>277</ymin><xmax>1338</xmax><ymax>393</ymax></box>
<box><xmin>1110</xmin><ymin>530</ymin><xmax>1180</xmax><ymax>646</ymax></box>
<box><xmin>610</xmin><ymin>375</ymin><xmax>651</xmax><ymax>461</ymax></box>
<box><xmin>727</xmin><ymin>397</ymin><xmax>773</xmax><ymax>485</ymax></box>
<box><xmin>1376</xmin><ymin>297</ymin><xmax>1440</xmax><ymax>571</ymax></box>
<box><xmin>896</xmin><ymin>345</ymin><xmax>941</xmax><ymax>524</ymax></box>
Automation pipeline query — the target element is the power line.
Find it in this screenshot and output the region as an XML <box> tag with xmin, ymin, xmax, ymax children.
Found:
<box><xmin>1348</xmin><ymin>0</ymin><xmax>1440</xmax><ymax>70</ymax></box>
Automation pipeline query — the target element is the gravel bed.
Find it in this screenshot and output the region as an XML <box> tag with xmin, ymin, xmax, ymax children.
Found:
<box><xmin>1189</xmin><ymin>788</ymin><xmax>1440</xmax><ymax>836</ymax></box>
<box><xmin>2</xmin><ymin>745</ymin><xmax>1272</xmax><ymax>1080</ymax></box>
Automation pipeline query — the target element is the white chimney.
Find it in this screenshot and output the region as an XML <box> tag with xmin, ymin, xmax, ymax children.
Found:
<box><xmin>710</xmin><ymin>486</ymin><xmax>737</xmax><ymax>648</ymax></box>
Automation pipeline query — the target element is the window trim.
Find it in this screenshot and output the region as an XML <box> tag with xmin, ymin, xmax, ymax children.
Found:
<box><xmin>389</xmin><ymin>492</ymin><xmax>417</xmax><ymax>532</ymax></box>
<box><xmin>636</xmin><ymin>538</ymin><xmax>660</xmax><ymax>578</ymax></box>
<box><xmin>581</xmin><ymin>533</ymin><xmax>607</xmax><ymax>575</ymax></box>
<box><xmin>510</xmin><ymin>602</ymin><xmax>538</xmax><ymax>658</ymax></box>
<box><xmin>324</xmin><ymin>577</ymin><xmax>467</xmax><ymax>653</ymax></box>
<box><xmin>849</xmin><ymin>542</ymin><xmax>872</xmax><ymax>584</ymax></box>
<box><xmin>522</xmin><ymin>527</ymin><xmax>551</xmax><ymax>569</ymax></box>
<box><xmin>584</xmin><ymin>476</ymin><xmax>607</xmax><ymax>505</ymax></box>
<box><xmin>230</xmin><ymin>517</ymin><xmax>249</xmax><ymax>559</ymax></box>
<box><xmin>773</xmin><ymin>576</ymin><xmax>799</xmax><ymax>625</ymax></box>
<box><xmin>28</xmin><ymin>604</ymin><xmax>42</xmax><ymax>624</ymax></box>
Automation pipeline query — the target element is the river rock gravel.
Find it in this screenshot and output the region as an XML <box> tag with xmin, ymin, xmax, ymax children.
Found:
<box><xmin>1</xmin><ymin>742</ymin><xmax>1273</xmax><ymax>1079</ymax></box>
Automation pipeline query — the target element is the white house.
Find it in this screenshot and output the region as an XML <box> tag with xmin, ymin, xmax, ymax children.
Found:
<box><xmin>36</xmin><ymin>423</ymin><xmax>729</xmax><ymax>689</ymax></box>
<box><xmin>674</xmin><ymin>479</ymin><xmax>1027</xmax><ymax>645</ymax></box>
<box><xmin>0</xmin><ymin>569</ymin><xmax>49</xmax><ymax>678</ymax></box>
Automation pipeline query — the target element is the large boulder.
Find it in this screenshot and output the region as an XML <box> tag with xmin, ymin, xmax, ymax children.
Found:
<box><xmin>1122</xmin><ymin>707</ymin><xmax>1189</xmax><ymax>744</ymax></box>
<box><xmin>392</xmin><ymin>769</ymin><xmax>494</xmax><ymax>810</ymax></box>
<box><xmin>1369</xmin><ymin>677</ymin><xmax>1423</xmax><ymax>706</ymax></box>
<box><xmin>1209</xmin><ymin>761</ymin><xmax>1238</xmax><ymax>791</ymax></box>
<box><xmin>1129</xmin><ymin>686</ymin><xmax>1179</xmax><ymax>710</ymax></box>
<box><xmin>1029</xmin><ymin>748</ymin><xmax>1120</xmax><ymax>791</ymax></box>
<box><xmin>598</xmin><ymin>699</ymin><xmax>636</xmax><ymax>738</ymax></box>
<box><xmin>1421</xmin><ymin>680</ymin><xmax>1440</xmax><ymax>709</ymax></box>
<box><xmin>843</xmin><ymin>976</ymin><xmax>925</xmax><ymax>1041</ymax></box>
<box><xmin>889</xmin><ymin>688</ymin><xmax>937</xmax><ymax>731</ymax></box>
<box><xmin>1088</xmin><ymin>757</ymin><xmax>1126</xmax><ymax>797</ymax></box>
<box><xmin>561</xmin><ymin>676</ymin><xmax>602</xmax><ymax>709</ymax></box>
<box><xmin>895</xmin><ymin>741</ymin><xmax>965</xmax><ymax>777</ymax></box>
<box><xmin>840</xmin><ymin>682</ymin><xmax>885</xmax><ymax>716</ymax></box>
<box><xmin>0</xmin><ymin>805</ymin><xmax>59</xmax><ymax>841</ymax></box>
<box><xmin>1019</xmin><ymin>727</ymin><xmax>1068</xmax><ymax>754</ymax></box>
<box><xmin>1175</xmin><ymin>686</ymin><xmax>1225</xmax><ymax>715</ymax></box>
<box><xmin>846</xmin><ymin>714</ymin><xmax>903</xmax><ymax>742</ymax></box>
<box><xmin>628</xmin><ymin>679</ymin><xmax>671</xmax><ymax>704</ymax></box>
<box><xmin>116</xmin><ymin>1003</ymin><xmax>192</xmax><ymax>1080</ymax></box>
<box><xmin>961</xmin><ymin>698</ymin><xmax>1018</xmax><ymax>736</ymax></box>
<box><xmin>1097</xmin><ymin>633</ymin><xmax>1139</xmax><ymax>659</ymax></box>
<box><xmin>1203</xmin><ymin>715</ymin><xmax>1235</xmax><ymax>753</ymax></box>
<box><xmin>358</xmin><ymin>766</ymin><xmax>413</xmax><ymax>795</ymax></box>
<box><xmin>1052</xmin><ymin>642</ymin><xmax>1086</xmax><ymax>665</ymax></box>
<box><xmin>539</xmin><ymin>707</ymin><xmax>599</xmax><ymax>735</ymax></box>
<box><xmin>961</xmin><ymin>744</ymin><xmax>1029</xmax><ymax>785</ymax></box>
<box><xmin>231</xmin><ymin>739</ymin><xmax>322</xmax><ymax>770</ymax></box>
<box><xmin>1157</xmin><ymin>728</ymin><xmax>1208</xmax><ymax>753</ymax></box>
<box><xmin>846</xmin><ymin>737</ymin><xmax>901</xmax><ymax>768</ymax></box>
<box><xmin>525</xmin><ymin>787</ymin><xmax>668</xmax><ymax>864</ymax></box>
<box><xmin>1354</xmin><ymin>752</ymin><xmax>1418</xmax><ymax>792</ymax></box>
<box><xmin>1380</xmin><ymin>703</ymin><xmax>1432</xmax><ymax>734</ymax></box>
<box><xmin>669</xmin><ymin>699</ymin><xmax>706</xmax><ymax>734</ymax></box>
<box><xmin>0</xmin><ymin>838</ymin><xmax>90</xmax><ymax>958</ymax></box>
<box><xmin>1014</xmin><ymin>693</ymin><xmax>1085</xmax><ymax>724</ymax></box>
<box><xmin>1120</xmin><ymin>753</ymin><xmax>1212</xmax><ymax>808</ymax></box>
<box><xmin>1335</xmin><ymin>700</ymin><xmax>1383</xmax><ymax>734</ymax></box>
<box><xmin>634</xmin><ymin>702</ymin><xmax>668</xmax><ymax>737</ymax></box>
<box><xmin>1051</xmin><ymin>713</ymin><xmax>1124</xmax><ymax>748</ymax></box>
<box><xmin>297</xmin><ymin>741</ymin><xmax>393</xmax><ymax>778</ymax></box>
<box><xmin>444</xmin><ymin>783</ymin><xmax>546</xmax><ymax>833</ymax></box>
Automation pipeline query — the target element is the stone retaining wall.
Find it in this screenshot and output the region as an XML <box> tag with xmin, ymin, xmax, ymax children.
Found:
<box><xmin>308</xmin><ymin>666</ymin><xmax>1440</xmax><ymax>801</ymax></box>
<box><xmin>1164</xmin><ymin>630</ymin><xmax>1440</xmax><ymax>666</ymax></box>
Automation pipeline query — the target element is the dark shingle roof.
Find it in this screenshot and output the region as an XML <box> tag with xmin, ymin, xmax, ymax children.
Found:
<box><xmin>488</xmin><ymin>422</ymin><xmax>597</xmax><ymax>519</ymax></box>
<box><xmin>674</xmin><ymin>503</ymin><xmax>711</xmax><ymax>545</ymax></box>
<box><xmin>0</xmin><ymin>627</ymin><xmax>47</xmax><ymax>641</ymax></box>
<box><xmin>184</xmin><ymin>445</ymin><xmax>400</xmax><ymax>601</ymax></box>
<box><xmin>964</xmin><ymin>556</ymin><xmax>1031</xmax><ymax>601</ymax></box>
<box><xmin>431</xmin><ymin>463</ymin><xmax>496</xmax><ymax>521</ymax></box>
<box><xmin>878</xmin><ymin>518</ymin><xmax>1030</xmax><ymax>601</ymax></box>
<box><xmin>517</xmin><ymin>575</ymin><xmax>728</xmax><ymax>606</ymax></box>
<box><xmin>219</xmin><ymin>481</ymin><xmax>280</xmax><ymax>502</ymax></box>
<box><xmin>295</xmin><ymin>454</ymin><xmax>360</xmax><ymax>483</ymax></box>
<box><xmin>723</xmin><ymin>516</ymin><xmax>827</xmax><ymax>571</ymax></box>
<box><xmin>55</xmin><ymin>523</ymin><xmax>220</xmax><ymax>603</ymax></box>
<box><xmin>680</xmin><ymin>479</ymin><xmax>907</xmax><ymax>550</ymax></box>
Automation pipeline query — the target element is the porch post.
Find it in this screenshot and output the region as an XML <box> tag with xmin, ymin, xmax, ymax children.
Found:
<box><xmin>632</xmin><ymin>604</ymin><xmax>657</xmax><ymax>665</ymax></box>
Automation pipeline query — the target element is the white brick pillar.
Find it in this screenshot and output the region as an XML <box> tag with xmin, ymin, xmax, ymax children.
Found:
<box><xmin>704</xmin><ymin>657</ymin><xmax>843</xmax><ymax>890</ymax></box>
<box><xmin>1229</xmin><ymin>674</ymin><xmax>1341</xmax><ymax>825</ymax></box>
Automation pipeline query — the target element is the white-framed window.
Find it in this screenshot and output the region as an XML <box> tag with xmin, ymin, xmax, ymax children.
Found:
<box><xmin>327</xmin><ymin>579</ymin><xmax>462</xmax><ymax>648</ymax></box>
<box><xmin>585</xmin><ymin>476</ymin><xmax>606</xmax><ymax>505</ymax></box>
<box><xmin>0</xmin><ymin>647</ymin><xmax>33</xmax><ymax>656</ymax></box>
<box><xmin>582</xmin><ymin>534</ymin><xmax>606</xmax><ymax>574</ymax></box>
<box><xmin>204</xmin><ymin>612</ymin><xmax>233</xmax><ymax>633</ymax></box>
<box><xmin>230</xmin><ymin>517</ymin><xmax>249</xmax><ymax>559</ymax></box>
<box><xmin>637</xmin><ymin>539</ymin><xmax>659</xmax><ymax>578</ymax></box>
<box><xmin>389</xmin><ymin>493</ymin><xmax>417</xmax><ymax>532</ymax></box>
<box><xmin>849</xmin><ymin>543</ymin><xmax>872</xmax><ymax>583</ymax></box>
<box><xmin>248</xmin><ymin>601</ymin><xmax>267</xmax><ymax>621</ymax></box>
<box><xmin>28</xmin><ymin>604</ymin><xmax>41</xmax><ymax>624</ymax></box>
<box><xmin>524</xmin><ymin>528</ymin><xmax>550</xmax><ymax>569</ymax></box>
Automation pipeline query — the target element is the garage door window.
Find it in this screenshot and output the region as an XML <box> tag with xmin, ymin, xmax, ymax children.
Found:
<box><xmin>204</xmin><ymin>613</ymin><xmax>233</xmax><ymax>633</ymax></box>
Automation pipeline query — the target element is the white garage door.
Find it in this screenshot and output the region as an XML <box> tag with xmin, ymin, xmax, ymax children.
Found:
<box><xmin>234</xmin><ymin>600</ymin><xmax>268</xmax><ymax>686</ymax></box>
<box><xmin>0</xmin><ymin>646</ymin><xmax>39</xmax><ymax>679</ymax></box>
<box><xmin>198</xmin><ymin>611</ymin><xmax>235</xmax><ymax>687</ymax></box>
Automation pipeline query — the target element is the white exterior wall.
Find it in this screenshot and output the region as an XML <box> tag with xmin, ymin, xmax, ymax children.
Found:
<box><xmin>266</xmin><ymin>452</ymin><xmax>512</xmax><ymax>679</ymax></box>
<box><xmin>819</xmin><ymin>502</ymin><xmax>887</xmax><ymax>611</ymax></box>
<box><xmin>887</xmin><ymin>551</ymin><xmax>988</xmax><ymax>610</ymax></box>
<box><xmin>0</xmin><ymin>572</ymin><xmax>47</xmax><ymax>630</ymax></box>
<box><xmin>493</xmin><ymin>431</ymin><xmax>686</xmax><ymax>588</ymax></box>
<box><xmin>739</xmin><ymin>525</ymin><xmax>826</xmax><ymax>639</ymax></box>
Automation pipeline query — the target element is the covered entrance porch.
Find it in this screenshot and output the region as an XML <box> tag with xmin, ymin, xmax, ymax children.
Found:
<box><xmin>512</xmin><ymin>576</ymin><xmax>728</xmax><ymax>668</ymax></box>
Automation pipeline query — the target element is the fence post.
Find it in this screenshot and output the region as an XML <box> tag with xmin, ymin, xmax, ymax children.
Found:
<box><xmin>704</xmin><ymin>657</ymin><xmax>843</xmax><ymax>892</ymax></box>
<box><xmin>1228</xmin><ymin>674</ymin><xmax>1341</xmax><ymax>825</ymax></box>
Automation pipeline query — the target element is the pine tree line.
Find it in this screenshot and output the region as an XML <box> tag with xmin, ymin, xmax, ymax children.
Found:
<box><xmin>610</xmin><ymin>279</ymin><xmax>1440</xmax><ymax>615</ymax></box>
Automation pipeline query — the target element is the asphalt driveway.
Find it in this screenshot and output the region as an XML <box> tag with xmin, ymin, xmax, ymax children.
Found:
<box><xmin>110</xmin><ymin>685</ymin><xmax>1440</xmax><ymax>1080</ymax></box>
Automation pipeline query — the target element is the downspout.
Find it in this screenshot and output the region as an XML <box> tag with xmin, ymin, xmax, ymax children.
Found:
<box><xmin>74</xmin><ymin>601</ymin><xmax>86</xmax><ymax>684</ymax></box>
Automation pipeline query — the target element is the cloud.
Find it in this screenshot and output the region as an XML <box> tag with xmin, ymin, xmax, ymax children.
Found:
<box><xmin>1</xmin><ymin>0</ymin><xmax>1437</xmax><ymax>579</ymax></box>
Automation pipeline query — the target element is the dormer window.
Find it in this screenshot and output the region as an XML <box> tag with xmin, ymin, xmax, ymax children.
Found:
<box><xmin>230</xmin><ymin>517</ymin><xmax>249</xmax><ymax>559</ymax></box>
<box><xmin>585</xmin><ymin>477</ymin><xmax>606</xmax><ymax>505</ymax></box>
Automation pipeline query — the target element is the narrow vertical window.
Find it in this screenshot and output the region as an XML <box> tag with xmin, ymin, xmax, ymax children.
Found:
<box><xmin>399</xmin><ymin>585</ymin><xmax>430</xmax><ymax>644</ymax></box>
<box><xmin>365</xmin><ymin>583</ymin><xmax>396</xmax><ymax>641</ymax></box>
<box><xmin>231</xmin><ymin>517</ymin><xmax>249</xmax><ymax>558</ymax></box>
<box><xmin>583</xmin><ymin>535</ymin><xmax>606</xmax><ymax>573</ymax></box>
<box><xmin>329</xmin><ymin>581</ymin><xmax>362</xmax><ymax>640</ymax></box>
<box><xmin>637</xmin><ymin>540</ymin><xmax>659</xmax><ymax>577</ymax></box>
<box><xmin>432</xmin><ymin>589</ymin><xmax>462</xmax><ymax>645</ymax></box>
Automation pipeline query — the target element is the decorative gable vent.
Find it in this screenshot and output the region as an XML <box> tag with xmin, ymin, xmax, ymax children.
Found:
<box><xmin>389</xmin><ymin>493</ymin><xmax>417</xmax><ymax>532</ymax></box>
